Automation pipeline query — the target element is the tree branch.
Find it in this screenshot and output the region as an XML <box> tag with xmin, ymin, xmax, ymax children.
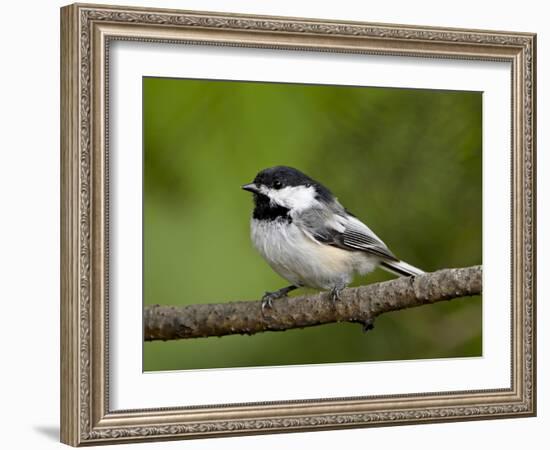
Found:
<box><xmin>144</xmin><ymin>265</ymin><xmax>481</xmax><ymax>341</ymax></box>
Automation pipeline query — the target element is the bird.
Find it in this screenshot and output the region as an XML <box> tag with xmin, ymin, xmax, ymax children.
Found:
<box><xmin>242</xmin><ymin>166</ymin><xmax>424</xmax><ymax>311</ymax></box>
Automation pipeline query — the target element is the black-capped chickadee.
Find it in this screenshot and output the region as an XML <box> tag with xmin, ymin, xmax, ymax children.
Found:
<box><xmin>242</xmin><ymin>166</ymin><xmax>424</xmax><ymax>310</ymax></box>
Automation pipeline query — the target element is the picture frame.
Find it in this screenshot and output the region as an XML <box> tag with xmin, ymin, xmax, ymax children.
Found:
<box><xmin>60</xmin><ymin>2</ymin><xmax>536</xmax><ymax>446</ymax></box>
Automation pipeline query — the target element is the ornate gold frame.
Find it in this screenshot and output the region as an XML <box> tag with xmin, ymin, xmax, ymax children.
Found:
<box><xmin>60</xmin><ymin>3</ymin><xmax>536</xmax><ymax>446</ymax></box>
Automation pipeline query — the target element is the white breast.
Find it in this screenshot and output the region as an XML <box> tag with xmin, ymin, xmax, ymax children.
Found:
<box><xmin>251</xmin><ymin>219</ymin><xmax>378</xmax><ymax>290</ymax></box>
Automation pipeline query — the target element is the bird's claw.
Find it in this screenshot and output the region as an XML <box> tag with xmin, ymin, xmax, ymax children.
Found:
<box><xmin>261</xmin><ymin>294</ymin><xmax>274</xmax><ymax>311</ymax></box>
<box><xmin>330</xmin><ymin>286</ymin><xmax>343</xmax><ymax>303</ymax></box>
<box><xmin>261</xmin><ymin>290</ymin><xmax>284</xmax><ymax>312</ymax></box>
<box><xmin>260</xmin><ymin>285</ymin><xmax>297</xmax><ymax>312</ymax></box>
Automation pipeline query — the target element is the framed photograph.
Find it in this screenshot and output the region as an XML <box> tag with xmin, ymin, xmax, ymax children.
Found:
<box><xmin>60</xmin><ymin>3</ymin><xmax>536</xmax><ymax>446</ymax></box>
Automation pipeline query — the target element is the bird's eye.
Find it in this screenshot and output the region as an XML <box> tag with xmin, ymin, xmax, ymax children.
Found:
<box><xmin>273</xmin><ymin>180</ymin><xmax>282</xmax><ymax>189</ymax></box>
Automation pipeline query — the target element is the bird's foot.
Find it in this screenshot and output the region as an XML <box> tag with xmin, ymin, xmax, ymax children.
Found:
<box><xmin>261</xmin><ymin>292</ymin><xmax>277</xmax><ymax>311</ymax></box>
<box><xmin>261</xmin><ymin>285</ymin><xmax>297</xmax><ymax>312</ymax></box>
<box><xmin>330</xmin><ymin>286</ymin><xmax>344</xmax><ymax>303</ymax></box>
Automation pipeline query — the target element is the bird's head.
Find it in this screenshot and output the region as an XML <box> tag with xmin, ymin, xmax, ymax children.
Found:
<box><xmin>242</xmin><ymin>166</ymin><xmax>333</xmax><ymax>212</ymax></box>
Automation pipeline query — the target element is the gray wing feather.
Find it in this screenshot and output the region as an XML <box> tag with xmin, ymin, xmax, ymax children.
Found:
<box><xmin>295</xmin><ymin>200</ymin><xmax>398</xmax><ymax>261</ymax></box>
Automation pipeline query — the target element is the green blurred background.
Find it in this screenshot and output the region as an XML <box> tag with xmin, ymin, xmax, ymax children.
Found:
<box><xmin>143</xmin><ymin>77</ymin><xmax>482</xmax><ymax>372</ymax></box>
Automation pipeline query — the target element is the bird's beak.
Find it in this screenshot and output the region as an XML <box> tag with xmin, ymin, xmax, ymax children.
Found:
<box><xmin>241</xmin><ymin>183</ymin><xmax>259</xmax><ymax>194</ymax></box>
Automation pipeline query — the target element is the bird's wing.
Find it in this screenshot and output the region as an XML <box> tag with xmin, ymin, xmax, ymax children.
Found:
<box><xmin>294</xmin><ymin>203</ymin><xmax>398</xmax><ymax>261</ymax></box>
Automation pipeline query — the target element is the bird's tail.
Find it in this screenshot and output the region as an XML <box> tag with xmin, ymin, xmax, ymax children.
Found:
<box><xmin>380</xmin><ymin>260</ymin><xmax>425</xmax><ymax>277</ymax></box>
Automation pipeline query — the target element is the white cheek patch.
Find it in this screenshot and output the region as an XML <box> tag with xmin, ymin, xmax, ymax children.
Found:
<box><xmin>261</xmin><ymin>185</ymin><xmax>318</xmax><ymax>211</ymax></box>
